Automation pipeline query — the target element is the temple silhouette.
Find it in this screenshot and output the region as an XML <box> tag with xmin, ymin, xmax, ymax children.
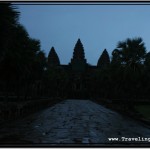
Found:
<box><xmin>47</xmin><ymin>38</ymin><xmax>110</xmax><ymax>98</ymax></box>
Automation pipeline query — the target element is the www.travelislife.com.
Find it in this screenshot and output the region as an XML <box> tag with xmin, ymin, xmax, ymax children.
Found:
<box><xmin>108</xmin><ymin>137</ymin><xmax>150</xmax><ymax>142</ymax></box>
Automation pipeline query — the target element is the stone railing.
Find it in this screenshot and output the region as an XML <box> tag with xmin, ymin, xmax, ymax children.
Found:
<box><xmin>0</xmin><ymin>97</ymin><xmax>62</xmax><ymax>125</ymax></box>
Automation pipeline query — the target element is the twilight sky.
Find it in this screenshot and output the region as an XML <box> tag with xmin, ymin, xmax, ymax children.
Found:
<box><xmin>17</xmin><ymin>3</ymin><xmax>150</xmax><ymax>65</ymax></box>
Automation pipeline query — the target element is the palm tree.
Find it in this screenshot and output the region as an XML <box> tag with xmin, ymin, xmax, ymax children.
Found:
<box><xmin>0</xmin><ymin>3</ymin><xmax>19</xmax><ymax>63</ymax></box>
<box><xmin>0</xmin><ymin>3</ymin><xmax>20</xmax><ymax>100</ymax></box>
<box><xmin>113</xmin><ymin>37</ymin><xmax>146</xmax><ymax>101</ymax></box>
<box><xmin>0</xmin><ymin>3</ymin><xmax>46</xmax><ymax>100</ymax></box>
<box><xmin>117</xmin><ymin>37</ymin><xmax>146</xmax><ymax>70</ymax></box>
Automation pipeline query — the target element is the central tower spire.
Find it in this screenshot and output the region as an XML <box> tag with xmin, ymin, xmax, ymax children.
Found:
<box><xmin>70</xmin><ymin>39</ymin><xmax>87</xmax><ymax>71</ymax></box>
<box><xmin>72</xmin><ymin>38</ymin><xmax>85</xmax><ymax>60</ymax></box>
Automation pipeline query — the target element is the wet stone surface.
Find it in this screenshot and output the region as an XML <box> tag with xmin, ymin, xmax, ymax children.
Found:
<box><xmin>0</xmin><ymin>99</ymin><xmax>150</xmax><ymax>146</ymax></box>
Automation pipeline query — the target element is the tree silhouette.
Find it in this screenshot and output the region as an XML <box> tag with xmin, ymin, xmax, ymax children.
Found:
<box><xmin>0</xmin><ymin>3</ymin><xmax>19</xmax><ymax>63</ymax></box>
<box><xmin>110</xmin><ymin>37</ymin><xmax>146</xmax><ymax>102</ymax></box>
<box><xmin>117</xmin><ymin>37</ymin><xmax>146</xmax><ymax>68</ymax></box>
<box><xmin>145</xmin><ymin>52</ymin><xmax>150</xmax><ymax>67</ymax></box>
<box><xmin>0</xmin><ymin>3</ymin><xmax>47</xmax><ymax>100</ymax></box>
<box><xmin>111</xmin><ymin>49</ymin><xmax>122</xmax><ymax>66</ymax></box>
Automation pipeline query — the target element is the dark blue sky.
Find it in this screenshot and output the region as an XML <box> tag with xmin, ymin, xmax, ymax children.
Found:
<box><xmin>17</xmin><ymin>4</ymin><xmax>150</xmax><ymax>65</ymax></box>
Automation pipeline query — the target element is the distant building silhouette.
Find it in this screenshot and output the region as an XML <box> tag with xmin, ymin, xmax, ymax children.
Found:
<box><xmin>97</xmin><ymin>49</ymin><xmax>110</xmax><ymax>68</ymax></box>
<box><xmin>48</xmin><ymin>47</ymin><xmax>60</xmax><ymax>67</ymax></box>
<box><xmin>47</xmin><ymin>39</ymin><xmax>110</xmax><ymax>98</ymax></box>
<box><xmin>70</xmin><ymin>38</ymin><xmax>87</xmax><ymax>72</ymax></box>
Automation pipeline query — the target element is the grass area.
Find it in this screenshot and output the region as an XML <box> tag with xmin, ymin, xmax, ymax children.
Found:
<box><xmin>135</xmin><ymin>105</ymin><xmax>150</xmax><ymax>120</ymax></box>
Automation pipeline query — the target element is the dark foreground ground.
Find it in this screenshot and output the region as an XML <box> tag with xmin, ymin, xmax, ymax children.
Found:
<box><xmin>0</xmin><ymin>99</ymin><xmax>150</xmax><ymax>147</ymax></box>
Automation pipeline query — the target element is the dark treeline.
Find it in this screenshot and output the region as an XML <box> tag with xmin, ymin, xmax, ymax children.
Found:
<box><xmin>1</xmin><ymin>2</ymin><xmax>150</xmax><ymax>109</ymax></box>
<box><xmin>95</xmin><ymin>38</ymin><xmax>149</xmax><ymax>105</ymax></box>
<box><xmin>95</xmin><ymin>37</ymin><xmax>147</xmax><ymax>100</ymax></box>
<box><xmin>0</xmin><ymin>3</ymin><xmax>63</xmax><ymax>122</ymax></box>
<box><xmin>0</xmin><ymin>3</ymin><xmax>47</xmax><ymax>101</ymax></box>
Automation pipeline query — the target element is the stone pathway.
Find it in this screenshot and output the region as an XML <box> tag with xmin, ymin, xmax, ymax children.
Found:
<box><xmin>0</xmin><ymin>99</ymin><xmax>150</xmax><ymax>146</ymax></box>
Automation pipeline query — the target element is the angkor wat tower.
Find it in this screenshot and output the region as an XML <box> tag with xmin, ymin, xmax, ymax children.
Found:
<box><xmin>47</xmin><ymin>39</ymin><xmax>110</xmax><ymax>98</ymax></box>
